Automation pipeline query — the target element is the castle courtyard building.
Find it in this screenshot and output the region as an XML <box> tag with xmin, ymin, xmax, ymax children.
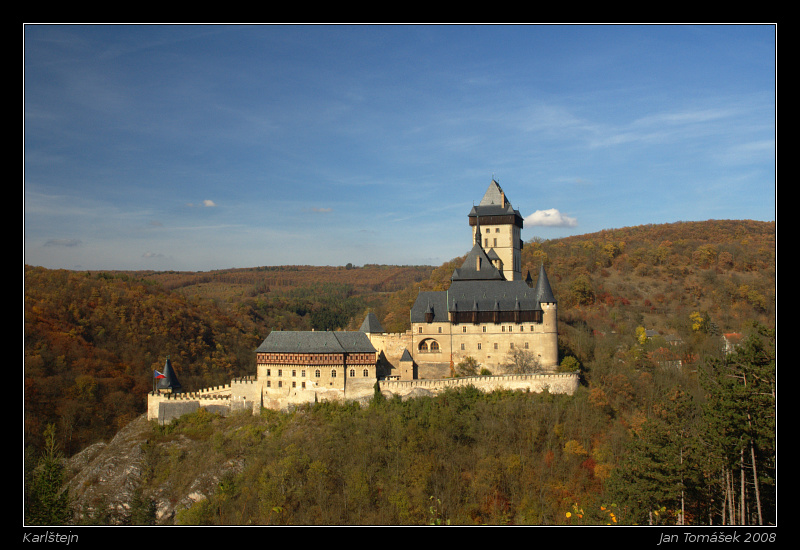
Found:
<box><xmin>255</xmin><ymin>330</ymin><xmax>377</xmax><ymax>397</ymax></box>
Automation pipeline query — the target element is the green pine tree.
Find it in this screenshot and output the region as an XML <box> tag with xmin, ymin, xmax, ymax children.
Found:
<box><xmin>25</xmin><ymin>424</ymin><xmax>71</xmax><ymax>525</ymax></box>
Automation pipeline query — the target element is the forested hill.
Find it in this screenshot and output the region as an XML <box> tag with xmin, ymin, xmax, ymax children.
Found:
<box><xmin>23</xmin><ymin>264</ymin><xmax>434</xmax><ymax>456</ymax></box>
<box><xmin>24</xmin><ymin>219</ymin><xmax>775</xmax><ymax>526</ymax></box>
<box><xmin>24</xmin><ymin>219</ymin><xmax>774</xmax><ymax>459</ymax></box>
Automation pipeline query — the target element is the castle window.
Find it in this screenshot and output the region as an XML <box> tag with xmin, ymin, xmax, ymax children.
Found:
<box><xmin>494</xmin><ymin>343</ymin><xmax>498</xmax><ymax>350</ymax></box>
<box><xmin>266</xmin><ymin>381</ymin><xmax>271</xmax><ymax>388</ymax></box>
<box><xmin>331</xmin><ymin>370</ymin><xmax>337</xmax><ymax>378</ymax></box>
<box><xmin>266</xmin><ymin>369</ymin><xmax>271</xmax><ymax>376</ymax></box>
<box><xmin>350</xmin><ymin>369</ymin><xmax>355</xmax><ymax>377</ymax></box>
<box><xmin>315</xmin><ymin>370</ymin><xmax>321</xmax><ymax>378</ymax></box>
<box><xmin>363</xmin><ymin>369</ymin><xmax>369</xmax><ymax>377</ymax></box>
<box><xmin>278</xmin><ymin>381</ymin><xmax>283</xmax><ymax>388</ymax></box>
<box><xmin>438</xmin><ymin>326</ymin><xmax>442</xmax><ymax>333</ymax></box>
<box><xmin>418</xmin><ymin>326</ymin><xmax>423</xmax><ymax>333</ymax></box>
<box><xmin>482</xmin><ymin>326</ymin><xmax>487</xmax><ymax>333</ymax></box>
<box><xmin>524</xmin><ymin>342</ymin><xmax>529</xmax><ymax>349</ymax></box>
<box><xmin>460</xmin><ymin>343</ymin><xmax>465</xmax><ymax>350</ymax></box>
<box><xmin>292</xmin><ymin>370</ymin><xmax>296</xmax><ymax>377</ymax></box>
<box><xmin>292</xmin><ymin>381</ymin><xmax>296</xmax><ymax>388</ymax></box>
<box><xmin>462</xmin><ymin>326</ymin><xmax>467</xmax><ymax>333</ymax></box>
<box><xmin>510</xmin><ymin>343</ymin><xmax>514</xmax><ymax>349</ymax></box>
<box><xmin>278</xmin><ymin>369</ymin><xmax>283</xmax><ymax>377</ymax></box>
<box><xmin>418</xmin><ymin>339</ymin><xmax>439</xmax><ymax>353</ymax></box>
<box><xmin>477</xmin><ymin>343</ymin><xmax>482</xmax><ymax>350</ymax></box>
<box><xmin>301</xmin><ymin>370</ymin><xmax>306</xmax><ymax>377</ymax></box>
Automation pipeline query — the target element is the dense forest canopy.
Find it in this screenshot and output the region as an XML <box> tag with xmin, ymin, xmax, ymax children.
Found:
<box><xmin>24</xmin><ymin>219</ymin><xmax>776</xmax><ymax>525</ymax></box>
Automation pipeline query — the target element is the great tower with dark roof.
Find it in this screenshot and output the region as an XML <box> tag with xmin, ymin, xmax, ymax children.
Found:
<box><xmin>468</xmin><ymin>179</ymin><xmax>524</xmax><ymax>281</ymax></box>
<box><xmin>409</xmin><ymin>178</ymin><xmax>558</xmax><ymax>373</ymax></box>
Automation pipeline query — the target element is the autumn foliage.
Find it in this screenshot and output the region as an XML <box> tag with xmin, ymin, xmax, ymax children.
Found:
<box><xmin>24</xmin><ymin>220</ymin><xmax>775</xmax><ymax>525</ymax></box>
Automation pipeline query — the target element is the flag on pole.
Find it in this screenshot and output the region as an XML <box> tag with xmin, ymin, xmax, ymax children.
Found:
<box><xmin>154</xmin><ymin>370</ymin><xmax>166</xmax><ymax>379</ymax></box>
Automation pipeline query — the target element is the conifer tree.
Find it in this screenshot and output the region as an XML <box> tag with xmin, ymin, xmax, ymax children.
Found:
<box><xmin>698</xmin><ymin>324</ymin><xmax>775</xmax><ymax>525</ymax></box>
<box><xmin>25</xmin><ymin>424</ymin><xmax>71</xmax><ymax>525</ymax></box>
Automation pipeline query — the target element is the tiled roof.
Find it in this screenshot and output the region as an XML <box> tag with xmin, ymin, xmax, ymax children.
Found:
<box><xmin>156</xmin><ymin>357</ymin><xmax>182</xmax><ymax>391</ymax></box>
<box><xmin>410</xmin><ymin>264</ymin><xmax>556</xmax><ymax>322</ymax></box>
<box><xmin>359</xmin><ymin>312</ymin><xmax>385</xmax><ymax>333</ymax></box>
<box><xmin>532</xmin><ymin>263</ymin><xmax>556</xmax><ymax>303</ymax></box>
<box><xmin>468</xmin><ymin>179</ymin><xmax>523</xmax><ymax>220</ymax></box>
<box><xmin>451</xmin><ymin>243</ymin><xmax>505</xmax><ymax>282</ymax></box>
<box><xmin>256</xmin><ymin>330</ymin><xmax>376</xmax><ymax>354</ymax></box>
<box><xmin>447</xmin><ymin>279</ymin><xmax>543</xmax><ymax>313</ymax></box>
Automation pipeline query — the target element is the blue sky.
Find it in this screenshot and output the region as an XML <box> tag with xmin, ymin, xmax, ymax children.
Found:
<box><xmin>24</xmin><ymin>24</ymin><xmax>776</xmax><ymax>272</ymax></box>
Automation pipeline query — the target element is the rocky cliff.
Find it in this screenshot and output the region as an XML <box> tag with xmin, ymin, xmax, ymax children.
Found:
<box><xmin>64</xmin><ymin>414</ymin><xmax>242</xmax><ymax>525</ymax></box>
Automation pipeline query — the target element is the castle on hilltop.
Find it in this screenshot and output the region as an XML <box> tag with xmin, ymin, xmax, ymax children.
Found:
<box><xmin>147</xmin><ymin>179</ymin><xmax>576</xmax><ymax>424</ymax></box>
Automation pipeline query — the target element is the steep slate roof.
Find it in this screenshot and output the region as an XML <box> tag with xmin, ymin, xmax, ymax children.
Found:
<box><xmin>468</xmin><ymin>180</ymin><xmax>524</xmax><ymax>222</ymax></box>
<box><xmin>532</xmin><ymin>263</ymin><xmax>556</xmax><ymax>303</ymax></box>
<box><xmin>156</xmin><ymin>357</ymin><xmax>183</xmax><ymax>391</ymax></box>
<box><xmin>411</xmin><ymin>263</ymin><xmax>556</xmax><ymax>320</ymax></box>
<box><xmin>256</xmin><ymin>331</ymin><xmax>376</xmax><ymax>354</ymax></box>
<box><xmin>359</xmin><ymin>312</ymin><xmax>386</xmax><ymax>333</ymax></box>
<box><xmin>410</xmin><ymin>291</ymin><xmax>449</xmax><ymax>323</ymax></box>
<box><xmin>451</xmin><ymin>243</ymin><xmax>506</xmax><ymax>282</ymax></box>
<box><xmin>448</xmin><ymin>279</ymin><xmax>543</xmax><ymax>313</ymax></box>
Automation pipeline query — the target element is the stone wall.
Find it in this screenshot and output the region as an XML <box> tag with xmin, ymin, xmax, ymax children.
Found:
<box><xmin>379</xmin><ymin>371</ymin><xmax>579</xmax><ymax>399</ymax></box>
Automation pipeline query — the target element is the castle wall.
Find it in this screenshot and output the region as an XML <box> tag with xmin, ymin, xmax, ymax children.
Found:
<box><xmin>379</xmin><ymin>372</ymin><xmax>579</xmax><ymax>398</ymax></box>
<box><xmin>150</xmin><ymin>370</ymin><xmax>579</xmax><ymax>423</ymax></box>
